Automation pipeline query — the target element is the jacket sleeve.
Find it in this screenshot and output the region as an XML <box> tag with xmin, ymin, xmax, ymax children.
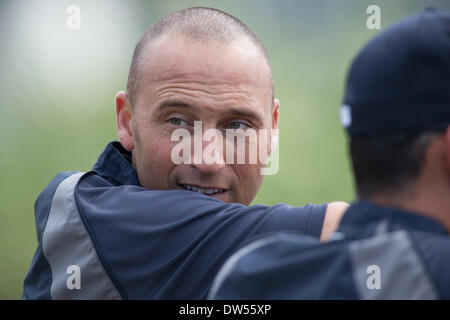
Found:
<box><xmin>74</xmin><ymin>172</ymin><xmax>326</xmax><ymax>299</ymax></box>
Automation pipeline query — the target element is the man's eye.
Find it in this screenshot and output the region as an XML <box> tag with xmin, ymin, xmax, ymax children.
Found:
<box><xmin>167</xmin><ymin>118</ymin><xmax>188</xmax><ymax>126</ymax></box>
<box><xmin>226</xmin><ymin>122</ymin><xmax>248</xmax><ymax>130</ymax></box>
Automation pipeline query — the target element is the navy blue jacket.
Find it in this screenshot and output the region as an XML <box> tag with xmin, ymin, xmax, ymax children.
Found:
<box><xmin>210</xmin><ymin>201</ymin><xmax>450</xmax><ymax>299</ymax></box>
<box><xmin>23</xmin><ymin>142</ymin><xmax>326</xmax><ymax>299</ymax></box>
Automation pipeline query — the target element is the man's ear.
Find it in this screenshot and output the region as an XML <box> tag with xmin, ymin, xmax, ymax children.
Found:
<box><xmin>444</xmin><ymin>126</ymin><xmax>450</xmax><ymax>174</ymax></box>
<box><xmin>115</xmin><ymin>91</ymin><xmax>135</xmax><ymax>151</ymax></box>
<box><xmin>272</xmin><ymin>98</ymin><xmax>280</xmax><ymax>130</ymax></box>
<box><xmin>269</xmin><ymin>98</ymin><xmax>280</xmax><ymax>155</ymax></box>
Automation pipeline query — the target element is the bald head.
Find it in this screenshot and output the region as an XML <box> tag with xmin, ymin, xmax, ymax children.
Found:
<box><xmin>126</xmin><ymin>7</ymin><xmax>273</xmax><ymax>106</ymax></box>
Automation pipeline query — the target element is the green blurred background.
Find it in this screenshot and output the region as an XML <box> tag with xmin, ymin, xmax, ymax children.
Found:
<box><xmin>1</xmin><ymin>0</ymin><xmax>449</xmax><ymax>299</ymax></box>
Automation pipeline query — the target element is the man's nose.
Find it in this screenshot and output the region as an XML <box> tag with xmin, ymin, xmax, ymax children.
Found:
<box><xmin>190</xmin><ymin>132</ymin><xmax>227</xmax><ymax>175</ymax></box>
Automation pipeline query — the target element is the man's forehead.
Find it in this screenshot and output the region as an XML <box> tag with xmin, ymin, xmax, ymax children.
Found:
<box><xmin>139</xmin><ymin>35</ymin><xmax>272</xmax><ymax>90</ymax></box>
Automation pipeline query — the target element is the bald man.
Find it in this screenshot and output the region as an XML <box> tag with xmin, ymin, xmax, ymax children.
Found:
<box><xmin>23</xmin><ymin>7</ymin><xmax>347</xmax><ymax>299</ymax></box>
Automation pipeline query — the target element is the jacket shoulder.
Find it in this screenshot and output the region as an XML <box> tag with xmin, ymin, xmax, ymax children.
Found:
<box><xmin>34</xmin><ymin>171</ymin><xmax>81</xmax><ymax>241</ymax></box>
<box><xmin>24</xmin><ymin>171</ymin><xmax>81</xmax><ymax>299</ymax></box>
<box><xmin>409</xmin><ymin>231</ymin><xmax>450</xmax><ymax>299</ymax></box>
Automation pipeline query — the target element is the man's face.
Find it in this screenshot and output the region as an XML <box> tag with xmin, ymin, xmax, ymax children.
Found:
<box><xmin>116</xmin><ymin>35</ymin><xmax>278</xmax><ymax>205</ymax></box>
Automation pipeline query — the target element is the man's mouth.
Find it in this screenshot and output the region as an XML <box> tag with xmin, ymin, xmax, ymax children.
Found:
<box><xmin>180</xmin><ymin>184</ymin><xmax>226</xmax><ymax>195</ymax></box>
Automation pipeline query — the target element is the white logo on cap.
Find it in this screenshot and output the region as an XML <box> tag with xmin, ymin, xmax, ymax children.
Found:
<box><xmin>340</xmin><ymin>104</ymin><xmax>352</xmax><ymax>127</ymax></box>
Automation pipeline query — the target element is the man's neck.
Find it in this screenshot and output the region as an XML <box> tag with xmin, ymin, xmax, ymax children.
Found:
<box><xmin>370</xmin><ymin>186</ymin><xmax>450</xmax><ymax>233</ymax></box>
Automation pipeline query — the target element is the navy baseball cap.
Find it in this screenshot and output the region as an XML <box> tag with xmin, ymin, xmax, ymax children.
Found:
<box><xmin>341</xmin><ymin>8</ymin><xmax>450</xmax><ymax>136</ymax></box>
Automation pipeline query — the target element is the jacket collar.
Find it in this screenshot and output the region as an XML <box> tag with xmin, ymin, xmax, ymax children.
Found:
<box><xmin>92</xmin><ymin>141</ymin><xmax>141</xmax><ymax>186</ymax></box>
<box><xmin>339</xmin><ymin>200</ymin><xmax>448</xmax><ymax>236</ymax></box>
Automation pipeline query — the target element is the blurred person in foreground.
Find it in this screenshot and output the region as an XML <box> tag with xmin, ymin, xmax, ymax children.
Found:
<box><xmin>209</xmin><ymin>8</ymin><xmax>450</xmax><ymax>300</ymax></box>
<box><xmin>22</xmin><ymin>7</ymin><xmax>347</xmax><ymax>299</ymax></box>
